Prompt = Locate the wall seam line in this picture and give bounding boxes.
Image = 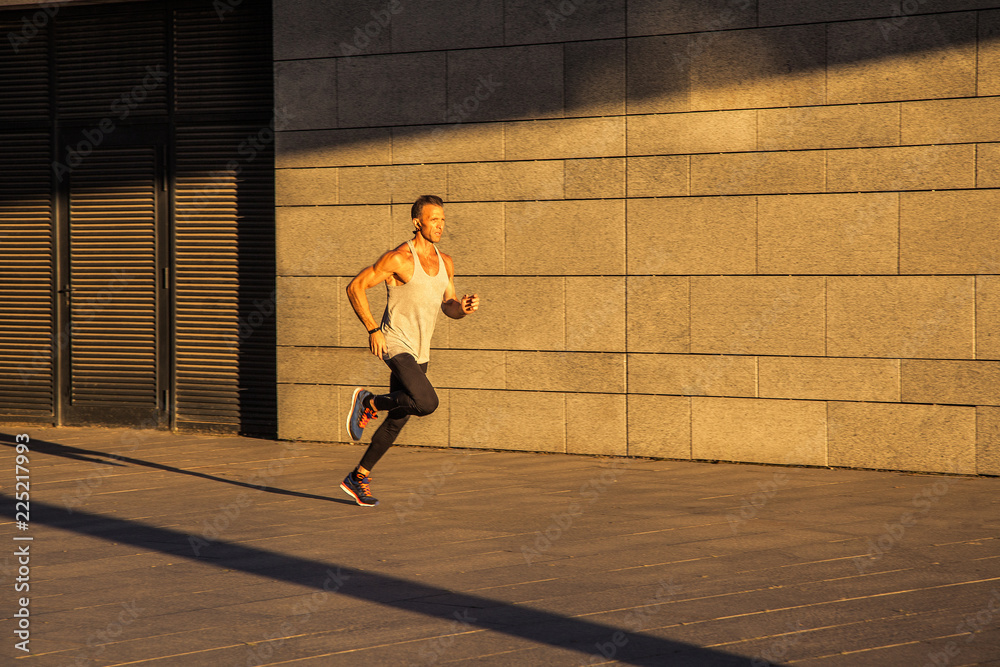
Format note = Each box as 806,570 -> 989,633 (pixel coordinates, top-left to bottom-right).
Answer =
624,53 -> 630,455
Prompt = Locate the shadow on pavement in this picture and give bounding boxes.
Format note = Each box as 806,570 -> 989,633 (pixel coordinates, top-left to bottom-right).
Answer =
1,498 -> 752,665
0,433 -> 350,505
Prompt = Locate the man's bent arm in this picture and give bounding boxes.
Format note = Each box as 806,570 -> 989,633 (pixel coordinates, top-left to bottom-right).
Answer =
441,295 -> 478,319
346,267 -> 383,331
440,254 -> 479,319
347,253 -> 402,357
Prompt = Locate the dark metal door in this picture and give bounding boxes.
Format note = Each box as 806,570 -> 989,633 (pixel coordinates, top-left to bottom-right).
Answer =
1,0 -> 275,433
58,128 -> 170,427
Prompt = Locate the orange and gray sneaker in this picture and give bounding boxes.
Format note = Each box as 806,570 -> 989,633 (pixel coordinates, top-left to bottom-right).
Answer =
346,388 -> 377,441
341,469 -> 379,507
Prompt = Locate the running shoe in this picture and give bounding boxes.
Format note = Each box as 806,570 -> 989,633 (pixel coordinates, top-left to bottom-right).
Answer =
341,471 -> 379,507
346,388 -> 377,441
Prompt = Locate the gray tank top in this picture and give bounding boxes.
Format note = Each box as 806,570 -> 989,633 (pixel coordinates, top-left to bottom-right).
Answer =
380,240 -> 449,364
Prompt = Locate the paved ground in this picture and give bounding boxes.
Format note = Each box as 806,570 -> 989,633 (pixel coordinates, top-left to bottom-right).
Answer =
1,425 -> 999,666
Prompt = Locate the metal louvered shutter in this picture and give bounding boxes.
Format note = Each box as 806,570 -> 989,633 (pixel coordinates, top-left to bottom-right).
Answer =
173,126 -> 275,434
0,9 -> 54,419
57,7 -> 167,120
173,2 -> 273,116
172,1 -> 274,434
0,133 -> 55,417
0,13 -> 50,120
66,146 -> 160,413
0,0 -> 275,433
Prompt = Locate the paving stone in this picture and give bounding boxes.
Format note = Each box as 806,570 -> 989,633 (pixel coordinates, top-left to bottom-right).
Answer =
687,24 -> 825,111
391,0 -> 503,51
625,33 -> 692,115
446,44 -> 563,122
759,103 -> 899,151
826,276 -> 975,360
1,426 -> 997,666
900,189 -> 1000,275
565,157 -> 625,199
826,144 -> 976,192
981,9 -> 1000,96
628,0 -> 756,36
504,0 -> 625,45
758,192 -> 898,275
338,52 -> 447,127
277,127 -> 392,169
827,12 -> 977,104
565,39 -> 625,117
690,276 -> 826,356
627,196 -> 755,274
505,116 -> 624,161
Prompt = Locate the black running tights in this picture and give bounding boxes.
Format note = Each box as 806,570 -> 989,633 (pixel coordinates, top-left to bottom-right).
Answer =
358,353 -> 438,471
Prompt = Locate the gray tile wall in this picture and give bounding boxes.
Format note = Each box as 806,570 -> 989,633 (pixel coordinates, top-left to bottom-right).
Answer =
274,0 -> 1000,474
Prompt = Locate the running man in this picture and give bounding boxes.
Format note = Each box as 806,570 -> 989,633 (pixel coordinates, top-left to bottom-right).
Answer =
341,195 -> 479,507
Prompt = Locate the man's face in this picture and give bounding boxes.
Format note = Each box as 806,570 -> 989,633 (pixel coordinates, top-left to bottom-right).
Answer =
416,204 -> 445,243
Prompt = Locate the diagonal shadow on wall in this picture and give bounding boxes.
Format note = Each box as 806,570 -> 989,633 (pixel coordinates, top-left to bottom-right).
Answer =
274,1 -> 992,161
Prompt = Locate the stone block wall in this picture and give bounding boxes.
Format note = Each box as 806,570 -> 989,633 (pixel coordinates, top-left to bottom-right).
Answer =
274,0 -> 1000,475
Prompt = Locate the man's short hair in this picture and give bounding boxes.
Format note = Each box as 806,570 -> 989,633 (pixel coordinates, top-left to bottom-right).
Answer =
411,195 -> 443,221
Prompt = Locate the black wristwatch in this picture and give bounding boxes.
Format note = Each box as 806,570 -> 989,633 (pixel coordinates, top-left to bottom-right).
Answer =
368,328 -> 380,335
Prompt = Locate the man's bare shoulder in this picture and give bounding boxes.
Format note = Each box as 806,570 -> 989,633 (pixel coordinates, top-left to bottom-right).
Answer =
439,250 -> 455,275
374,244 -> 411,270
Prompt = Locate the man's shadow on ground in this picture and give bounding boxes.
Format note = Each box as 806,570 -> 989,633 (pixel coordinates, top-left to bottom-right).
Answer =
0,431 -> 355,505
